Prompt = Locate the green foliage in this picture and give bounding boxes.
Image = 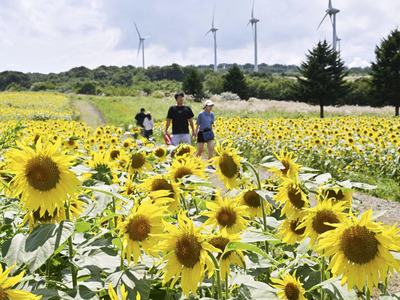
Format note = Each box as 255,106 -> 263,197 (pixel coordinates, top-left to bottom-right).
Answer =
30,81 -> 56,91
370,28 -> 400,116
293,40 -> 349,117
182,68 -> 203,101
5,82 -> 27,91
223,65 -> 249,100
76,82 -> 97,95
203,72 -> 224,95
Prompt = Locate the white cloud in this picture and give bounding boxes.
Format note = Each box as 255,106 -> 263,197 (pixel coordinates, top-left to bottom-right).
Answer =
0,0 -> 399,73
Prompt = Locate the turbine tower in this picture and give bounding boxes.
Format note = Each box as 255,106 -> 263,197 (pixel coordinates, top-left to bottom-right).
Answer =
134,22 -> 148,68
248,0 -> 259,72
206,8 -> 218,72
318,0 -> 340,51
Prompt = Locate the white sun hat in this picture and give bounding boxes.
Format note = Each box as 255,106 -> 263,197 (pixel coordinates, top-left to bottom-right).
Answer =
204,100 -> 214,106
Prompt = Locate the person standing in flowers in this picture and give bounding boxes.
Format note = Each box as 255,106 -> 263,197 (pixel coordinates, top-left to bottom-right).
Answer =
195,100 -> 215,165
164,92 -> 195,146
135,107 -> 146,136
142,111 -> 154,139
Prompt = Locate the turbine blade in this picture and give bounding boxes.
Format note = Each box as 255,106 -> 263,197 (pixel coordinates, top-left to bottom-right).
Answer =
205,29 -> 211,36
329,14 -> 333,27
251,0 -> 255,18
317,13 -> 328,29
328,0 -> 333,9
134,22 -> 141,38
212,6 -> 215,28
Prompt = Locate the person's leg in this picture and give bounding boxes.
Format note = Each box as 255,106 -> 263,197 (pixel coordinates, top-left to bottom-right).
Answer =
197,142 -> 205,157
207,140 -> 214,159
171,134 -> 180,146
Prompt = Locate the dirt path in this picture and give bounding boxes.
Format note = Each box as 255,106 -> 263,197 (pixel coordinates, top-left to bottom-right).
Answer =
71,100 -> 106,128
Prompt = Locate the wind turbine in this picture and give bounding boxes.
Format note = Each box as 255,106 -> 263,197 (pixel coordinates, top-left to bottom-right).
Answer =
248,0 -> 259,72
205,8 -> 218,72
134,22 -> 149,68
317,0 -> 340,51
336,36 -> 341,52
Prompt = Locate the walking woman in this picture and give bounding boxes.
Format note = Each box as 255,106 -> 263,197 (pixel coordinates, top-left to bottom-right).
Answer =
195,100 -> 215,164
143,111 -> 154,139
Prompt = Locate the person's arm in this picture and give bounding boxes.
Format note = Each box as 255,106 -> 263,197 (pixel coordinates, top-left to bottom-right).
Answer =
165,118 -> 171,135
194,123 -> 199,138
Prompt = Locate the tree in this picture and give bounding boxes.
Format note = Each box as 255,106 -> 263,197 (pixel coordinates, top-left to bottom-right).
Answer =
293,40 -> 349,118
223,65 -> 249,100
182,69 -> 203,101
370,29 -> 400,116
76,82 -> 96,95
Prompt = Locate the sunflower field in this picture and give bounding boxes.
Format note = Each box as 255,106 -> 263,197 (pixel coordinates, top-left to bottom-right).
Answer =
1,92 -> 400,300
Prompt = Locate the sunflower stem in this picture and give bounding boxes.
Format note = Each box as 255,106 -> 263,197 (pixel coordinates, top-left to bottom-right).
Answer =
243,161 -> 269,250
366,286 -> 371,300
208,251 -> 223,300
65,201 -> 78,288
225,272 -> 229,299
320,255 -> 326,300
180,193 -> 188,212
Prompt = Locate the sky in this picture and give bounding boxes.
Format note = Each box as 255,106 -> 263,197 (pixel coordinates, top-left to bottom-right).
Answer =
1,0 -> 399,74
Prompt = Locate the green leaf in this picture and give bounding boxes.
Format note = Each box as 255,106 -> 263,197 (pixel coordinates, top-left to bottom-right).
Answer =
24,220 -> 75,272
225,242 -> 278,265
74,222 -> 92,233
3,233 -> 27,268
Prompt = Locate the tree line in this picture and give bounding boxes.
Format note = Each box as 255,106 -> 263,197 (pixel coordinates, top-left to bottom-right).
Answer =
0,29 -> 399,117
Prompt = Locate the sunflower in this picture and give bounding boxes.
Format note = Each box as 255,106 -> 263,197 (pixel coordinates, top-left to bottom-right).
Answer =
210,140 -> 242,190
270,269 -> 306,300
137,174 -> 182,214
167,154 -> 207,183
317,186 -> 353,207
273,177 -> 309,218
157,212 -> 220,297
152,146 -> 168,162
173,144 -> 196,158
127,151 -> 152,175
120,175 -> 137,200
208,228 -> 245,280
22,195 -> 85,231
317,208 -> 400,293
237,183 -> 272,219
83,151 -> 119,185
0,262 -> 42,299
117,199 -> 167,265
107,282 -> 128,300
268,149 -> 301,180
5,139 -> 80,217
276,216 -> 306,246
297,198 -> 348,247
202,192 -> 249,234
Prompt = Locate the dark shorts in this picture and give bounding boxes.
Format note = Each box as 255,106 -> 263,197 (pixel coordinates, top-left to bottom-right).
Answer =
197,131 -> 213,143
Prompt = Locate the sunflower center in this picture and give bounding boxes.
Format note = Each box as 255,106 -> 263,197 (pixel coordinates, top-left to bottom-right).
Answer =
126,215 -> 151,241
154,148 -> 166,158
209,236 -> 230,260
152,178 -> 173,192
287,186 -> 305,209
326,189 -> 344,201
130,153 -> 145,169
281,160 -> 289,176
340,225 -> 379,265
216,207 -> 237,228
290,219 -> 305,235
284,282 -> 300,300
219,153 -> 239,179
173,167 -> 193,181
243,190 -> 260,208
25,155 -> 60,191
175,233 -> 202,268
312,210 -> 339,234
110,150 -> 120,160
0,286 -> 8,300
176,147 -> 191,157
